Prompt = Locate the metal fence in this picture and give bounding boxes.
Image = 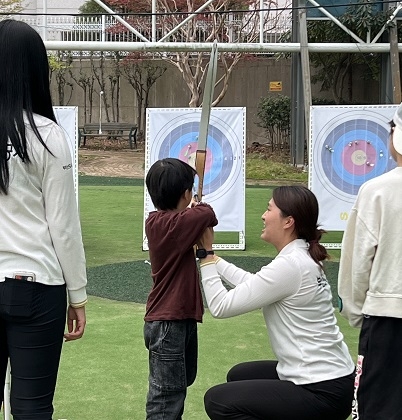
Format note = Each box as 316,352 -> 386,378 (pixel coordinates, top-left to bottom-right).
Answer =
19,13 -> 291,45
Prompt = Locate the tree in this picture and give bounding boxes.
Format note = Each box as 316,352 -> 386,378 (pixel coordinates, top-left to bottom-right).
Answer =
68,52 -> 96,123
0,0 -> 23,19
103,0 -> 291,107
90,52 -> 112,122
79,0 -> 107,14
121,53 -> 167,137
48,52 -> 74,106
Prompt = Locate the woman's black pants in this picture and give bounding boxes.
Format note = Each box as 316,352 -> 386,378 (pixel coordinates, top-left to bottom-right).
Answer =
0,278 -> 66,420
204,360 -> 354,420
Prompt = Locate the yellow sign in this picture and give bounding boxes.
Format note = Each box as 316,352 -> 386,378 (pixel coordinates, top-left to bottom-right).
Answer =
269,81 -> 282,92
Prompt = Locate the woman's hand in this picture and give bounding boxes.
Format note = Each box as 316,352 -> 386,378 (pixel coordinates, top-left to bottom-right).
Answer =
64,305 -> 86,341
197,226 -> 214,250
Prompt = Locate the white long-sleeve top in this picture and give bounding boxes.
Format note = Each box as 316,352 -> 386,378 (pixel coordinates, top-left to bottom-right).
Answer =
0,113 -> 87,306
200,239 -> 354,385
338,166 -> 402,328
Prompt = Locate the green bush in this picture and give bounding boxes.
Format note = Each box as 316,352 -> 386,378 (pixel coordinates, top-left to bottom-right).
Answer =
256,95 -> 291,147
257,95 -> 338,145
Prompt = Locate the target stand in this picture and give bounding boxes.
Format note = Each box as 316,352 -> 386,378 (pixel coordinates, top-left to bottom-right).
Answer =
309,105 -> 397,246
143,107 -> 246,251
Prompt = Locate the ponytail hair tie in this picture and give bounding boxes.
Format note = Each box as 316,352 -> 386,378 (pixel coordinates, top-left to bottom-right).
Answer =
309,239 -> 318,245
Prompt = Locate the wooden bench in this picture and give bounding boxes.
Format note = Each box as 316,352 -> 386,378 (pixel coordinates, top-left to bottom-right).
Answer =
78,123 -> 138,149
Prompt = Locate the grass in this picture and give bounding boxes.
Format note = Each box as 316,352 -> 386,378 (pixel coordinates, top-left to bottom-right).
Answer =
78,176 -> 343,265
246,152 -> 308,183
53,297 -> 358,420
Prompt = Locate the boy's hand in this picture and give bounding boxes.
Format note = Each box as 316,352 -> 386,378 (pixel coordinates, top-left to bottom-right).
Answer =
191,194 -> 200,207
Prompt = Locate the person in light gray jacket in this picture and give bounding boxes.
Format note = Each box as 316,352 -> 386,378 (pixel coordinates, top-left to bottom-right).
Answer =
338,104 -> 402,420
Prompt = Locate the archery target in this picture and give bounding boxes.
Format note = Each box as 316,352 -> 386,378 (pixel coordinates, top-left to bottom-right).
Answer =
148,111 -> 243,202
310,105 -> 397,231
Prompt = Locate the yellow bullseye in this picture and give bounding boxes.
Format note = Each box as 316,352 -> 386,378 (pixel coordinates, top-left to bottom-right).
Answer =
351,150 -> 367,166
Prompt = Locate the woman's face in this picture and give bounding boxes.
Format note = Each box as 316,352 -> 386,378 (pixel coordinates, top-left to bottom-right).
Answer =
261,198 -> 288,246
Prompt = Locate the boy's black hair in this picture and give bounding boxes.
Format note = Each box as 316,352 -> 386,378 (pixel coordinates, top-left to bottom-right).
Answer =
146,158 -> 197,210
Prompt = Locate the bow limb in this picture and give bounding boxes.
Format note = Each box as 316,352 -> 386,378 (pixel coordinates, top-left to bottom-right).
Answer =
195,41 -> 218,202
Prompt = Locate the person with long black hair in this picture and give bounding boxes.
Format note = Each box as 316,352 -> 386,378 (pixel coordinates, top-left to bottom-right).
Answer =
197,186 -> 355,420
0,19 -> 87,419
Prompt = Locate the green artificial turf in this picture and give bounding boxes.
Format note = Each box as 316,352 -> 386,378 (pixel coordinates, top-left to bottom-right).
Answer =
53,296 -> 358,420
49,176 -> 357,420
86,258 -> 342,308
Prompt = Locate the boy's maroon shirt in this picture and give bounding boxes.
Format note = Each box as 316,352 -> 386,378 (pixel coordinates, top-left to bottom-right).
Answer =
144,203 -> 218,322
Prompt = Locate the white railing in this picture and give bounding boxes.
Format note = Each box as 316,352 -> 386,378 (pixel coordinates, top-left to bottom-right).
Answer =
19,13 -> 291,45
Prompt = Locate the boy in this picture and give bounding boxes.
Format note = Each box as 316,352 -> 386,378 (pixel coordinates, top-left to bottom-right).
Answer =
144,158 -> 218,419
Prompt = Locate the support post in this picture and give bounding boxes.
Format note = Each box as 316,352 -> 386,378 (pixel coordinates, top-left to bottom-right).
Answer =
299,3 -> 312,156
390,23 -> 401,103
290,0 -> 306,167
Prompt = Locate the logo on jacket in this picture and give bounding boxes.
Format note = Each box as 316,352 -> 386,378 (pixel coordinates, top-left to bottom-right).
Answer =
316,275 -> 328,288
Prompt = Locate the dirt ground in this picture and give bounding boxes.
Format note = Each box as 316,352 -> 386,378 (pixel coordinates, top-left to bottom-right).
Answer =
77,139 -> 288,184
78,144 -> 145,178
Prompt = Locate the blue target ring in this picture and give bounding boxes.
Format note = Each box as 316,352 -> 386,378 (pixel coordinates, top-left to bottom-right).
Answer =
158,121 -> 234,195
319,119 -> 395,197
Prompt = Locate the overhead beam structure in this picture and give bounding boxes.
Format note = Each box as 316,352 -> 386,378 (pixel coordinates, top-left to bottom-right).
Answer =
44,41 -> 402,53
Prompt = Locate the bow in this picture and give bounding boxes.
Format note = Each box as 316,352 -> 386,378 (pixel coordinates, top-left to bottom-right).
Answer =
194,41 -> 218,202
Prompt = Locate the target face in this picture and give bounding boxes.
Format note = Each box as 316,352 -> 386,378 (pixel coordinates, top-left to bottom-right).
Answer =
310,106 -> 397,231
148,109 -> 244,203
313,110 -> 396,202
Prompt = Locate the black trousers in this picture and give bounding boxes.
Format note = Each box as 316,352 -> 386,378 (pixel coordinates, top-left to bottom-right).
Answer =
204,360 -> 354,420
352,315 -> 402,420
0,278 -> 66,420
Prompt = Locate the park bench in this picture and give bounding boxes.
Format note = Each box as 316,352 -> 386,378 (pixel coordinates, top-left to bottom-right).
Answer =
78,122 -> 138,149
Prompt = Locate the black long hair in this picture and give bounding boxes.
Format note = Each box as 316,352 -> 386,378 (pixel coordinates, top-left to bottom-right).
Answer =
272,186 -> 330,265
0,19 -> 56,194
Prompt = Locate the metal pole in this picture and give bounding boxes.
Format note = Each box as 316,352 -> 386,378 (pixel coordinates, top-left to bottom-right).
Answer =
390,18 -> 402,103
42,0 -> 47,41
101,14 -> 106,43
152,0 -> 157,42
259,0 -> 264,44
299,3 -> 312,156
43,40 -> 400,53
99,91 -> 103,134
290,0 -> 305,167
